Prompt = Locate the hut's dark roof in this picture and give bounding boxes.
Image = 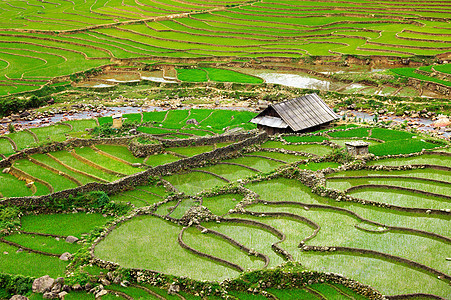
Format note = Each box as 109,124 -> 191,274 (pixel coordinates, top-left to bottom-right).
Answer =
251,93 -> 339,132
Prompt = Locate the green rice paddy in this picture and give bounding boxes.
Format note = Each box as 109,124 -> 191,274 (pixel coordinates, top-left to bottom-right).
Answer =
261,141 -> 333,156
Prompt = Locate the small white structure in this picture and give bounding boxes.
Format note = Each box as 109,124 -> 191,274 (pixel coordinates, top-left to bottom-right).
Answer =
112,114 -> 123,129
345,140 -> 369,156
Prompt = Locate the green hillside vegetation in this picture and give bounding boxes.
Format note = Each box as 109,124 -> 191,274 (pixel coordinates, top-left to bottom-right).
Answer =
0,0 -> 449,95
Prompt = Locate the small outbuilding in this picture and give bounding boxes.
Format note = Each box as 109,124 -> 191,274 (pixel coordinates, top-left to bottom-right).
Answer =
345,140 -> 369,156
112,113 -> 123,129
250,93 -> 339,135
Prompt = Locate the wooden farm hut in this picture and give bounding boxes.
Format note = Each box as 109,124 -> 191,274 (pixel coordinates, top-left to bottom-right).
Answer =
250,93 -> 339,135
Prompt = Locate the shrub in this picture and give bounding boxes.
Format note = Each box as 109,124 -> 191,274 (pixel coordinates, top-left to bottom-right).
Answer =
7,123 -> 15,133
0,206 -> 21,236
324,148 -> 353,163
0,274 -> 34,298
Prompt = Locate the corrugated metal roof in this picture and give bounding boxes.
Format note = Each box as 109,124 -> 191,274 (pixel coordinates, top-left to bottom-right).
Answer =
250,115 -> 289,128
269,93 -> 339,132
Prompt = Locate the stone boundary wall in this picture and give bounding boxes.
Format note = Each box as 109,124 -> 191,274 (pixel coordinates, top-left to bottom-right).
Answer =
0,132 -> 268,209
328,175 -> 450,186
386,293 -> 445,300
346,184 -> 451,200
156,131 -> 258,148
431,66 -> 451,81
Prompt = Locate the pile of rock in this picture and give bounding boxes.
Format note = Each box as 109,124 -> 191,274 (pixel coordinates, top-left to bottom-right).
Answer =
30,275 -> 69,299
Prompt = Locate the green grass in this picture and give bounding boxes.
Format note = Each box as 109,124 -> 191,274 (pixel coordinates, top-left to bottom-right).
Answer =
0,138 -> 14,156
145,153 -> 181,166
176,68 -> 208,82
261,141 -> 333,156
164,171 -> 227,195
202,194 -> 244,216
267,288 -> 321,299
95,144 -> 144,164
30,124 -> 71,143
162,110 -> 191,129
21,213 -> 110,238
326,168 -> 451,183
74,147 -> 140,175
347,187 -> 450,209
142,111 -> 168,123
203,221 -> 285,269
369,139 -> 439,156
327,176 -> 451,196
0,242 -> 68,278
7,131 -> 37,150
168,198 -> 199,219
202,67 -> 263,84
368,154 -> 451,168
434,63 -> 451,74
166,145 -> 214,157
391,67 -> 451,87
4,234 -> 81,255
223,156 -> 284,173
50,150 -> 122,182
137,126 -> 175,135
98,116 -> 113,125
123,113 -> 142,124
13,159 -> 78,192
299,162 -> 341,171
248,151 -> 308,163
246,177 -> 328,205
328,128 -> 371,138
282,135 -> 329,143
245,203 -> 449,297
182,226 -> 265,271
106,284 -> 152,300
196,163 -> 257,182
31,153 -> 97,185
370,128 -> 415,141
63,119 -> 97,132
0,172 -> 32,198
94,215 -> 240,281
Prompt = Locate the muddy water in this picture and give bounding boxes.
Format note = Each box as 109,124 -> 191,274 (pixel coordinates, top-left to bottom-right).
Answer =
97,72 -> 141,83
250,71 -> 345,91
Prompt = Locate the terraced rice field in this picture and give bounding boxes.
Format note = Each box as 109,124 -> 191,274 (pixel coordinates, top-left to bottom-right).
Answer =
96,152 -> 451,298
0,0 -> 450,95
1,109 -> 450,299
0,213 -> 110,278
1,142 -> 185,197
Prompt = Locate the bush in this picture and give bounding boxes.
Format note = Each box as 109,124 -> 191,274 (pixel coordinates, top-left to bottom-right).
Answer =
0,206 -> 21,236
0,95 -> 47,117
0,274 -> 34,298
324,148 -> 353,163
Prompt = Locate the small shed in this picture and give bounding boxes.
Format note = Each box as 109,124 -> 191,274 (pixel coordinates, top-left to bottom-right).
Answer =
345,140 -> 369,156
250,93 -> 339,135
112,113 -> 123,129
